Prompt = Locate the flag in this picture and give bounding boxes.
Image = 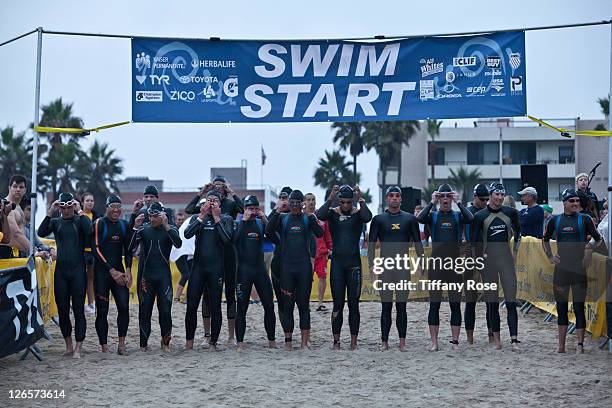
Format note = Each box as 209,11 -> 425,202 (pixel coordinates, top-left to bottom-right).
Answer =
0,258 -> 44,358
261,145 -> 267,166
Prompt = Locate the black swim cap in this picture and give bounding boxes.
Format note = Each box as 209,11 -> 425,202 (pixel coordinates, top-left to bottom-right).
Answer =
289,190 -> 304,201
212,175 -> 226,183
562,189 -> 579,202
144,185 -> 159,197
106,195 -> 122,207
473,183 -> 489,197
243,195 -> 259,207
147,202 -> 164,215
437,184 -> 452,193
488,182 -> 505,194
206,190 -> 222,200
385,186 -> 402,196
338,185 -> 354,199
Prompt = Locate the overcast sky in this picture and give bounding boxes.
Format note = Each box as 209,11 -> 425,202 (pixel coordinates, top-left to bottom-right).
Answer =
1,0 -> 611,221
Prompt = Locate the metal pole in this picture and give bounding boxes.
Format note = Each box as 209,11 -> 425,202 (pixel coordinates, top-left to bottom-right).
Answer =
608,19 -> 612,260
29,27 -> 42,256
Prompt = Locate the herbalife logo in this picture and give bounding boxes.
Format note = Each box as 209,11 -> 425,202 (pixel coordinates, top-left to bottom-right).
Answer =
135,52 -> 151,70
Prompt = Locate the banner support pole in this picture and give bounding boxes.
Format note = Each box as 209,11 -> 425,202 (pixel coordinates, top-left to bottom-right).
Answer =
29,27 -> 43,256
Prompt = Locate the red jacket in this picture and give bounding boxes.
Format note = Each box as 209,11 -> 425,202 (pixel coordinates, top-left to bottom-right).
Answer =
315,220 -> 332,258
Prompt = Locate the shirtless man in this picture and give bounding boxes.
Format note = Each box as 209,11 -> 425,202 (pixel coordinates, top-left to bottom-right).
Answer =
2,175 -> 29,254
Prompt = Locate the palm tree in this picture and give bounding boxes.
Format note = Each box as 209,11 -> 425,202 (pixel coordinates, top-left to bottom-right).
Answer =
313,149 -> 372,201
331,122 -> 364,179
597,96 -> 609,117
447,166 -> 482,203
47,143 -> 80,196
421,183 -> 439,204
75,141 -> 124,214
426,119 -> 442,183
34,98 -> 85,199
363,120 -> 421,188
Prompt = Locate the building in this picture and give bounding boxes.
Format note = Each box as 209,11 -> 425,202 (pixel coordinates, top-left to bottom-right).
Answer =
380,118 -> 608,214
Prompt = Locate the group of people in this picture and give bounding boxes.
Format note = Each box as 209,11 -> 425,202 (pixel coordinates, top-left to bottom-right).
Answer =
0,172 -> 607,358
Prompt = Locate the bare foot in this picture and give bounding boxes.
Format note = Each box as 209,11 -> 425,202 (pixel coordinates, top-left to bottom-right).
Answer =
63,349 -> 73,357
429,343 -> 439,352
117,347 -> 128,356
494,343 -> 502,350
380,342 -> 389,351
300,342 -> 311,351
284,341 -> 292,351
236,342 -> 246,351
227,337 -> 236,346
267,341 -> 277,349
72,350 -> 82,359
399,339 -> 407,352
349,342 -> 358,351
451,341 -> 459,351
140,346 -> 151,352
466,333 -> 474,345
101,345 -> 109,353
488,333 -> 494,344
162,344 -> 170,353
557,347 -> 566,353
185,340 -> 194,350
576,344 -> 584,354
333,342 -> 341,350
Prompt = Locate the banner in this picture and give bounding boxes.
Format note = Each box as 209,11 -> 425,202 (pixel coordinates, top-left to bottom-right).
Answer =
0,258 -> 44,358
132,32 -> 526,123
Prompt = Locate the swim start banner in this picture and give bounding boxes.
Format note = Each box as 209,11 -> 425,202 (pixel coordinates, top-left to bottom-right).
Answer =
1,237 -> 608,338
131,32 -> 526,123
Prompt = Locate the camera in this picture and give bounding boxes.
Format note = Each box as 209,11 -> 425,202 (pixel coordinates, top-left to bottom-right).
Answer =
1,198 -> 16,210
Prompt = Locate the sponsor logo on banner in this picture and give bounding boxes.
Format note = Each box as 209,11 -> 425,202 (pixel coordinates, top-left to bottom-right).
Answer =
170,90 -> 196,101
150,74 -> 170,85
485,69 -> 502,77
466,85 -> 487,96
511,76 -> 523,94
191,58 -> 237,69
179,76 -> 219,84
509,52 -> 521,70
445,71 -> 456,83
203,85 -> 216,99
223,77 -> 239,98
453,57 -> 477,67
419,80 -> 434,100
420,58 -> 444,77
486,56 -> 501,68
135,53 -> 150,70
153,56 -> 185,69
135,91 -> 163,102
491,78 -> 504,92
136,75 -> 147,85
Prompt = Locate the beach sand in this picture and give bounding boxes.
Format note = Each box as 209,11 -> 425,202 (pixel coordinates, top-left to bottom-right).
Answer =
1,301 -> 610,407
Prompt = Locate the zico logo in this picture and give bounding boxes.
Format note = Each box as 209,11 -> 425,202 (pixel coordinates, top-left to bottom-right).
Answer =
170,91 -> 196,101
485,56 -> 501,68
391,223 -> 400,230
453,57 -> 477,67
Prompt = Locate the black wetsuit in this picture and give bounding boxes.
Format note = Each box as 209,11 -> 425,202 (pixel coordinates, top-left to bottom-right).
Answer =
417,202 -> 472,327
267,209 -> 287,324
92,217 -> 133,345
265,211 -> 323,337
128,224 -> 182,348
543,212 -> 600,329
233,218 -> 275,342
472,205 -> 521,337
184,214 -> 233,345
317,202 -> 372,337
368,209 -> 424,342
464,204 -> 490,333
38,214 -> 92,342
186,193 -> 243,323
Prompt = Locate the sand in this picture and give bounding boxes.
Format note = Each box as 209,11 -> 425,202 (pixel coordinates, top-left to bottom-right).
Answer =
1,301 -> 610,407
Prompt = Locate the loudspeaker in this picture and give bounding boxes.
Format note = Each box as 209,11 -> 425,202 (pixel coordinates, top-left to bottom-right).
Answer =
400,187 -> 422,213
520,164 -> 548,204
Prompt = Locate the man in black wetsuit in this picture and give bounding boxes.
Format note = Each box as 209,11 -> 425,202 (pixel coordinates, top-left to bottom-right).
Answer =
543,189 -> 602,353
186,175 -> 243,344
267,186 -> 292,325
92,195 -> 133,355
129,202 -> 182,352
463,183 -> 492,344
184,190 -> 234,350
130,185 -> 175,226
471,182 -> 521,350
368,186 -> 424,351
234,195 -> 276,350
38,192 -> 93,358
317,185 -> 372,350
417,184 -> 473,351
266,189 -> 323,351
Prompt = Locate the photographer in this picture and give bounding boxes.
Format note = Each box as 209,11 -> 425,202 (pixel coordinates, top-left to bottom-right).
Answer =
0,198 -> 13,258
575,173 -> 600,221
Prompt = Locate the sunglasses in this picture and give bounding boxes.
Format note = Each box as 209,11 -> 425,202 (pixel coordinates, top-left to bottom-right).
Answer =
279,193 -> 289,199
147,209 -> 162,216
107,203 -> 122,209
491,190 -> 506,195
58,200 -> 74,208
567,198 -> 580,203
438,193 -> 453,198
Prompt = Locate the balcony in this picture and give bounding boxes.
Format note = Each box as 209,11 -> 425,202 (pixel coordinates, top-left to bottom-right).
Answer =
428,161 -> 576,180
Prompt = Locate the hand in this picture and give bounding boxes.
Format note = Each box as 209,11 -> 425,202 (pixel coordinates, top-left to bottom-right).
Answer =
354,185 -> 362,201
211,202 -> 221,220
133,199 -> 144,213
551,255 -> 561,265
254,208 -> 262,218
243,208 -> 253,221
134,213 -> 145,229
329,185 -> 339,201
431,192 -> 439,203
224,182 -> 234,195
110,268 -> 126,286
0,201 -> 9,217
199,183 -> 213,197
125,268 -> 133,288
199,201 -> 209,219
73,200 -> 82,213
160,212 -> 169,228
50,248 -> 57,261
48,200 -> 60,216
451,192 -> 460,203
582,249 -> 593,269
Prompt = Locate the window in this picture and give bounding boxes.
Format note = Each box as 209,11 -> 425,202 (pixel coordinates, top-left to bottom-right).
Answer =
467,143 -> 499,165
559,146 -> 574,164
435,147 -> 445,165
503,142 -> 536,165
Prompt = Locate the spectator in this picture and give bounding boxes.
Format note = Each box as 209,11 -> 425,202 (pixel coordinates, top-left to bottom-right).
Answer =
541,204 -> 555,239
19,198 -> 52,258
502,195 -> 516,209
575,172 -> 600,221
518,187 -> 544,238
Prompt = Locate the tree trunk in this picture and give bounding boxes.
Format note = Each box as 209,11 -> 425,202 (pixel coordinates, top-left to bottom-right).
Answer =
397,148 -> 402,187
430,141 -> 436,182
353,154 -> 357,181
